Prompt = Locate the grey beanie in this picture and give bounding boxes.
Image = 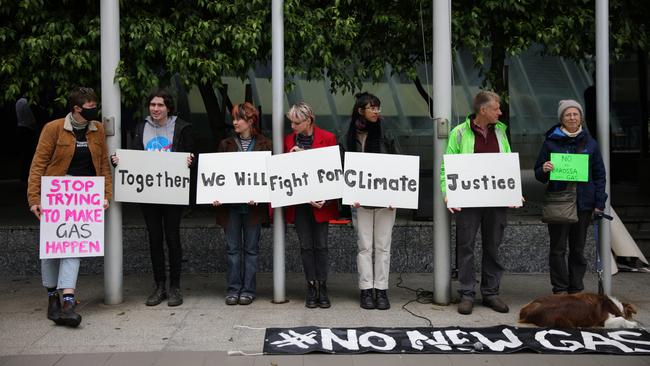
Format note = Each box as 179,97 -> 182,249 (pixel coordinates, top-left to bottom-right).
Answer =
557,99 -> 584,120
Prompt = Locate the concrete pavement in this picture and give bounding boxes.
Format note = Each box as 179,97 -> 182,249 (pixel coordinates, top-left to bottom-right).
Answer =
1,272 -> 650,364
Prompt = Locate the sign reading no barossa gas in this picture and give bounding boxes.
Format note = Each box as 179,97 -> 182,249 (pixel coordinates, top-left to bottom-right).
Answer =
40,177 -> 105,259
443,153 -> 523,208
550,153 -> 589,182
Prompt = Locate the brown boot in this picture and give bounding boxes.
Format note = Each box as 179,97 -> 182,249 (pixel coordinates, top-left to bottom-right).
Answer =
47,293 -> 64,325
60,300 -> 82,327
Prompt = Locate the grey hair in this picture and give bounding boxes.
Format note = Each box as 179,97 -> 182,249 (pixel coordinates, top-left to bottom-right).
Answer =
472,91 -> 500,114
286,101 -> 314,124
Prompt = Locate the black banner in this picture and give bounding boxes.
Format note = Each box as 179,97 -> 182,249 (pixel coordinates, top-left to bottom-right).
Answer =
263,325 -> 650,355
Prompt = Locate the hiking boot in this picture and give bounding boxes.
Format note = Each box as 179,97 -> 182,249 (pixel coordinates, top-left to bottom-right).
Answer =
145,282 -> 167,306
305,281 -> 318,308
225,295 -> 239,305
458,297 -> 474,315
167,287 -> 183,307
60,300 -> 82,327
47,293 -> 64,325
375,289 -> 390,310
317,281 -> 331,308
238,295 -> 253,305
482,296 -> 509,313
360,289 -> 375,310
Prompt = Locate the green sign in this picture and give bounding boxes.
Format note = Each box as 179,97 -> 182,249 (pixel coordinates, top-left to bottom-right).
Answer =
550,153 -> 589,182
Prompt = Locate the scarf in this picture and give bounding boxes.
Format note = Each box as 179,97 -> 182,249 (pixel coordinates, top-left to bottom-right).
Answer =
560,125 -> 583,138
70,113 -> 89,130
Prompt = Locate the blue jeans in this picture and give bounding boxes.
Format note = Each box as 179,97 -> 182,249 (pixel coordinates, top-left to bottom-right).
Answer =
225,209 -> 261,298
41,258 -> 80,289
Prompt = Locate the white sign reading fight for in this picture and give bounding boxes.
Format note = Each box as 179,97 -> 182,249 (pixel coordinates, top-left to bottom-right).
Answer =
114,149 -> 191,205
443,153 -> 523,208
342,152 -> 420,209
267,145 -> 343,207
40,177 -> 104,259
196,151 -> 271,204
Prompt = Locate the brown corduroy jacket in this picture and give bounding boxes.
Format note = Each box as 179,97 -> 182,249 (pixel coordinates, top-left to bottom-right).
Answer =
27,114 -> 113,207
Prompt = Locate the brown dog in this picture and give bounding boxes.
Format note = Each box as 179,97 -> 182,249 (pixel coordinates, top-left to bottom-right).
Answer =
519,292 -> 637,328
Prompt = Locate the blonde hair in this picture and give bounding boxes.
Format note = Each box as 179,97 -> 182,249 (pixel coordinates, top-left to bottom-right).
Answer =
286,102 -> 314,124
472,91 -> 500,114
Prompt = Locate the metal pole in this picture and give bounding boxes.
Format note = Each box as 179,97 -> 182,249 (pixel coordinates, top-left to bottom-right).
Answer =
272,0 -> 286,303
432,0 -> 452,304
596,0 -> 612,295
101,0 -> 123,304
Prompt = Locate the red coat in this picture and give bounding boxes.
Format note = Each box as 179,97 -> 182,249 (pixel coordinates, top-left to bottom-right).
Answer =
283,126 -> 340,223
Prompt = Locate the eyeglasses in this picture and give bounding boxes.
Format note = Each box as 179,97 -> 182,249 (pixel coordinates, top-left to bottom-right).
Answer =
364,107 -> 381,113
78,87 -> 95,95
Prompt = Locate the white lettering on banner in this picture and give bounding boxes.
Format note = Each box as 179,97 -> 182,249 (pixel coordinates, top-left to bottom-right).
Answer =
581,331 -> 635,353
320,329 -> 359,351
608,331 -> 650,352
469,329 -> 523,351
358,331 -> 396,351
270,330 -> 319,349
407,330 -> 452,351
535,330 -> 586,352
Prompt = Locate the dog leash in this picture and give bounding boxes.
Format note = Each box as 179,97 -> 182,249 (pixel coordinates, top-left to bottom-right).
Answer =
593,212 -> 613,295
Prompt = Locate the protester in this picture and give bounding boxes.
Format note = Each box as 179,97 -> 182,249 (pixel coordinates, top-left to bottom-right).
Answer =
441,90 -> 512,315
339,92 -> 400,310
27,87 -> 112,327
111,89 -> 193,307
212,102 -> 271,306
284,102 -> 338,308
534,99 -> 607,294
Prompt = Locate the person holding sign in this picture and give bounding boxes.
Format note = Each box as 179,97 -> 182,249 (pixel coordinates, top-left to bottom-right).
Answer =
111,89 -> 194,307
441,91 -> 512,315
27,87 -> 113,327
339,92 -> 401,310
534,99 -> 607,295
284,102 -> 339,309
213,102 -> 272,306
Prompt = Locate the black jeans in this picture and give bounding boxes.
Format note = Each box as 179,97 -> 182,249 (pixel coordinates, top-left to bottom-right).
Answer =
294,204 -> 329,282
456,207 -> 507,299
141,204 -> 184,288
548,210 -> 591,294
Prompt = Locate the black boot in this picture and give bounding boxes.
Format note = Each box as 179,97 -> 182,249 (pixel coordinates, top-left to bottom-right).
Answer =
317,281 -> 331,308
59,300 -> 82,327
375,289 -> 390,310
305,281 -> 318,308
47,292 -> 64,325
360,289 -> 375,309
146,282 -> 167,306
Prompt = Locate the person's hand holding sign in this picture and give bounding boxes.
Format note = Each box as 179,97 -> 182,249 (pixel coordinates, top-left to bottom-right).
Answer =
30,204 -> 41,220
290,146 -> 304,153
310,200 -> 325,209
444,196 -> 461,214
542,161 -> 554,173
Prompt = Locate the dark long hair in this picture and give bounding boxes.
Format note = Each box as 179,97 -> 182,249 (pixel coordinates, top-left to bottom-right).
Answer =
346,92 -> 382,153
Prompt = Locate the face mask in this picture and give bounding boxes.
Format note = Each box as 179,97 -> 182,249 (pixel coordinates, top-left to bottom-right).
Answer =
79,107 -> 99,121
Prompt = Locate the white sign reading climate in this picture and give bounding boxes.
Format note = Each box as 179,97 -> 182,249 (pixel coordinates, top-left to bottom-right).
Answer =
443,152 -> 522,208
342,152 -> 420,209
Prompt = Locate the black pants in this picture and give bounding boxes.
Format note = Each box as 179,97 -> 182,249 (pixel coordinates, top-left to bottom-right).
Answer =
294,204 -> 329,282
141,204 -> 184,288
456,207 -> 507,299
548,210 -> 591,294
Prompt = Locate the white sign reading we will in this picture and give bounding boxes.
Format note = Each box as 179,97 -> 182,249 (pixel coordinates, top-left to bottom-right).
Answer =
39,177 -> 105,259
196,151 -> 271,204
443,153 -> 523,208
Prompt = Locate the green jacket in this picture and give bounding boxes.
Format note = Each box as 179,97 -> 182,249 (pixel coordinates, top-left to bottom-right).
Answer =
440,115 -> 511,194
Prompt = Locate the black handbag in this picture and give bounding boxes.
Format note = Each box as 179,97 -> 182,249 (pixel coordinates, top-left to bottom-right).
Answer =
541,183 -> 578,224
